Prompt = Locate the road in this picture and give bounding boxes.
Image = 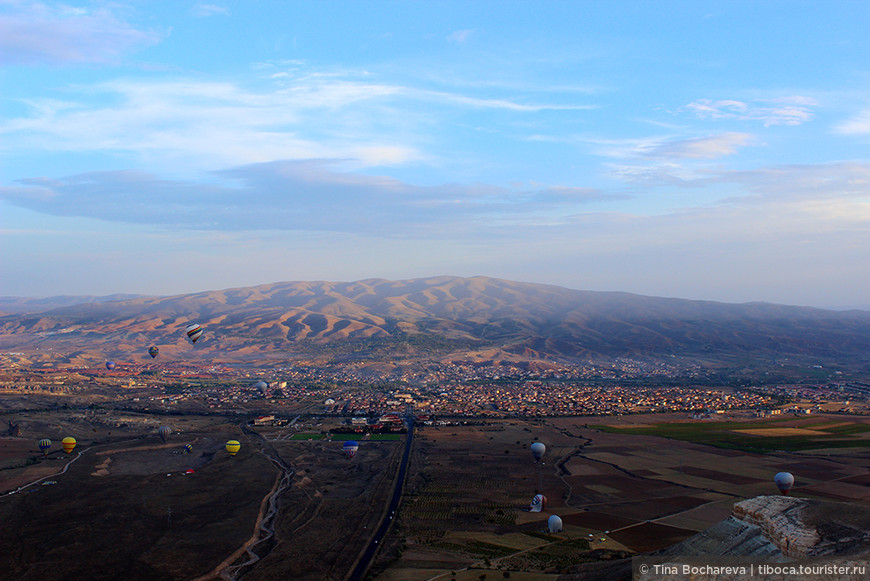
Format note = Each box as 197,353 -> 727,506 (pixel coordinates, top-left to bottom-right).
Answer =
347,414 -> 415,581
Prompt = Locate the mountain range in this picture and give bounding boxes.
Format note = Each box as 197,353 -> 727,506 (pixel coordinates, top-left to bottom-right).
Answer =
2,276 -> 870,369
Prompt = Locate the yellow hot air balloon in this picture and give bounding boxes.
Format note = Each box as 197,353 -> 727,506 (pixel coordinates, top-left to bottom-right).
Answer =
225,440 -> 241,456
62,437 -> 77,454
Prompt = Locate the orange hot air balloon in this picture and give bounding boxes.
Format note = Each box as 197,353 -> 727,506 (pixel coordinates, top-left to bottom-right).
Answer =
225,440 -> 241,456
62,437 -> 77,454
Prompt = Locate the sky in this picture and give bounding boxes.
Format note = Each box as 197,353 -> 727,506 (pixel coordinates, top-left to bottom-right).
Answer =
2,1 -> 870,308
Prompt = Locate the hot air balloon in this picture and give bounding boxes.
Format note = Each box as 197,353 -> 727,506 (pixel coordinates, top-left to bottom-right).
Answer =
531,442 -> 546,461
105,361 -> 116,370
38,438 -> 52,456
183,443 -> 193,454
226,440 -> 241,456
158,426 -> 171,442
62,437 -> 77,454
185,323 -> 203,344
547,515 -> 563,533
343,440 -> 359,458
529,493 -> 547,513
254,381 -> 268,394
774,472 -> 795,495
148,346 -> 159,359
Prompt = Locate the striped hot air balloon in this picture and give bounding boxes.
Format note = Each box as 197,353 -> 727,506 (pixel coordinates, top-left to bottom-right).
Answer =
185,323 -> 203,344
183,443 -> 193,454
148,346 -> 159,359
158,426 -> 171,442
225,440 -> 241,456
62,437 -> 77,454
529,494 -> 546,513
38,438 -> 52,456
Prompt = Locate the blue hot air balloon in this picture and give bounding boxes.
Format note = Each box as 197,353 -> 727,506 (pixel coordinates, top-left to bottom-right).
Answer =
105,361 -> 116,371
343,440 -> 359,458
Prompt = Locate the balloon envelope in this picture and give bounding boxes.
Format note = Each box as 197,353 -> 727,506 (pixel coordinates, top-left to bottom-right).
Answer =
774,472 -> 795,495
183,443 -> 193,454
148,346 -> 159,359
530,442 -> 546,461
38,438 -> 52,453
185,323 -> 203,344
62,437 -> 76,454
254,381 -> 268,393
547,515 -> 563,533
226,440 -> 241,455
343,440 -> 359,458
158,426 -> 171,442
529,494 -> 547,513
105,361 -> 115,370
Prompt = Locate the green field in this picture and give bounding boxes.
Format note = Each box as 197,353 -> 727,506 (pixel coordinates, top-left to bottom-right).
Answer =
368,434 -> 402,441
289,433 -> 326,440
594,418 -> 870,453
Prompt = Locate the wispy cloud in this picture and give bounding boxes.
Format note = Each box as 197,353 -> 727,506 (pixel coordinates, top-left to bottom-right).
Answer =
0,161 -> 613,235
682,96 -> 818,126
834,109 -> 870,135
643,132 -> 754,159
0,0 -> 163,65
1,69 -> 595,173
447,29 -> 477,44
191,3 -> 229,18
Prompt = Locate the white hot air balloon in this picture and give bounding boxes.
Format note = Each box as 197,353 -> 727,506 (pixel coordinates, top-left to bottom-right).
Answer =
530,442 -> 546,462
774,472 -> 795,495
547,514 -> 563,533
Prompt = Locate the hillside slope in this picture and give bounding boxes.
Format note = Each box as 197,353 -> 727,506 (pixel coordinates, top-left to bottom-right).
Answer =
2,276 -> 870,366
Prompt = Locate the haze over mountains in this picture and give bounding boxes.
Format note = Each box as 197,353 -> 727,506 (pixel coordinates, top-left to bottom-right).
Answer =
2,276 -> 870,367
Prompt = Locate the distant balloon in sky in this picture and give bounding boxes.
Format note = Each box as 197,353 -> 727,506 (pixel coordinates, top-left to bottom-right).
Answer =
183,443 -> 193,454
186,323 -> 203,344
225,440 -> 241,456
105,361 -> 115,370
547,514 -> 563,533
254,381 -> 268,394
774,472 -> 795,495
529,493 -> 546,513
343,440 -> 359,458
531,442 -> 546,461
62,437 -> 77,454
38,438 -> 52,456
148,346 -> 159,359
158,426 -> 171,442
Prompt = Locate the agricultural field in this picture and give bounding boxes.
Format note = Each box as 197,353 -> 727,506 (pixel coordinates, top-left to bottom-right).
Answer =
374,413 -> 870,580
593,415 -> 870,453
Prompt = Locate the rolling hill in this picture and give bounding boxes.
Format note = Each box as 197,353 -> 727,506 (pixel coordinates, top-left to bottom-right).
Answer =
2,276 -> 870,368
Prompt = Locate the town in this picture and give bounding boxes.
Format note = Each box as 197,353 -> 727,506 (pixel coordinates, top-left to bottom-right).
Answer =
3,355 -> 868,421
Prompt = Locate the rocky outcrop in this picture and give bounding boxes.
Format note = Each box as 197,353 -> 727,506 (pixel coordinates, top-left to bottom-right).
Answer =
732,496 -> 819,557
560,496 -> 870,581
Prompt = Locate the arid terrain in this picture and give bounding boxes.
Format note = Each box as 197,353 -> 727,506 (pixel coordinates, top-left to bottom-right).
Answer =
3,404 -> 870,580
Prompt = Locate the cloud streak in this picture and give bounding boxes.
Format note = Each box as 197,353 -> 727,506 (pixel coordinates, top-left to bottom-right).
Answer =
682,97 -> 818,126
0,161 -> 613,235
0,0 -> 163,65
1,70 -> 590,174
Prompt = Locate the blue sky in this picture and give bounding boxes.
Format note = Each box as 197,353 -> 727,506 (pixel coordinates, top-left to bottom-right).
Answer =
2,1 -> 870,307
